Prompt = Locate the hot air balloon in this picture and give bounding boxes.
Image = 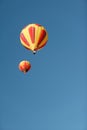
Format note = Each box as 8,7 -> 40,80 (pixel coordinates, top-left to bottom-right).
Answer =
20,23 -> 48,54
18,60 -> 31,73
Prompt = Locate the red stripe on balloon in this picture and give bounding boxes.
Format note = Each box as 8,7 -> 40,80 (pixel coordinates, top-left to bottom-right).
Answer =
29,27 -> 35,43
24,62 -> 31,72
20,33 -> 30,46
38,30 -> 46,45
35,41 -> 47,51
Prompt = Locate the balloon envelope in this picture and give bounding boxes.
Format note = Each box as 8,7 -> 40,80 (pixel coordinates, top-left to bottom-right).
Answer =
20,23 -> 48,53
18,60 -> 31,73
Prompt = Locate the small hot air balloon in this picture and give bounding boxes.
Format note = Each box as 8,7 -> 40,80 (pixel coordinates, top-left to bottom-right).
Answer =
18,60 -> 31,73
20,23 -> 48,54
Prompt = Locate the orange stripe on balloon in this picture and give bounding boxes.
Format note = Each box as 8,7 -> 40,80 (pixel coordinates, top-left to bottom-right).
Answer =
19,65 -> 24,72
38,30 -> 46,45
20,33 -> 30,46
29,26 -> 35,43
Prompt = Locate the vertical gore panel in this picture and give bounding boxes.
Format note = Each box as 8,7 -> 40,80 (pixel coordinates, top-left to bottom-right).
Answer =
20,33 -> 30,46
29,26 -> 35,43
38,30 -> 46,45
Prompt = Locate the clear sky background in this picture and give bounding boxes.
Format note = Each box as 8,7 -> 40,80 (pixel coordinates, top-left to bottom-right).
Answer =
0,0 -> 87,130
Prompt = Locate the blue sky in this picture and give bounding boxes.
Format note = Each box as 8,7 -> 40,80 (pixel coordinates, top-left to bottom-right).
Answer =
0,0 -> 87,130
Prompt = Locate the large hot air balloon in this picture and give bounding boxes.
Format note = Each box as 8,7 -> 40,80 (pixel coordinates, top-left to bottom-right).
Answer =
20,23 -> 48,54
18,60 -> 31,73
